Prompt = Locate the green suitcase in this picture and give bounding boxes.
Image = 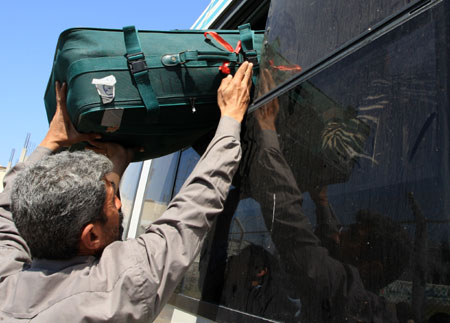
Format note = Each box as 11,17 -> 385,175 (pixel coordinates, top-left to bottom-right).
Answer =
44,24 -> 263,161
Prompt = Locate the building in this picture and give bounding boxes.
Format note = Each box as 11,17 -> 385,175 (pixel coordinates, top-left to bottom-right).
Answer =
0,137 -> 30,193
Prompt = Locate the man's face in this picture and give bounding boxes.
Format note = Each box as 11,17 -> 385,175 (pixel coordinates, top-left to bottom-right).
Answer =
101,180 -> 124,247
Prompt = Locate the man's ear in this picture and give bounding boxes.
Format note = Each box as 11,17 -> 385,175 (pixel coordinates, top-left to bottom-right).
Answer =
79,223 -> 104,256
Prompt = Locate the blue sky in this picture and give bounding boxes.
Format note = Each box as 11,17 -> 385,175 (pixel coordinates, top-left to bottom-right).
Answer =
0,0 -> 211,166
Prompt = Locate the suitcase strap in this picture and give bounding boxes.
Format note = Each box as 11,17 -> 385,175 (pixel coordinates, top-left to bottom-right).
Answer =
238,24 -> 257,64
123,26 -> 160,122
238,24 -> 259,84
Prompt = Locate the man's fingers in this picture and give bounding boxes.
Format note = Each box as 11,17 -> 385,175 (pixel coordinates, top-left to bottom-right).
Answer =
220,74 -> 233,88
55,82 -> 67,105
55,81 -> 61,100
61,82 -> 67,101
55,81 -> 70,121
264,74 -> 270,93
219,62 -> 252,90
232,61 -> 249,84
261,69 -> 276,95
264,68 -> 272,79
55,81 -> 61,111
264,69 -> 275,87
242,63 -> 253,88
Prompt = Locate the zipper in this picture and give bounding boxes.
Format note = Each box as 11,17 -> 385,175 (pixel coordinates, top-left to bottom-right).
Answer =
189,97 -> 197,113
76,96 -> 217,126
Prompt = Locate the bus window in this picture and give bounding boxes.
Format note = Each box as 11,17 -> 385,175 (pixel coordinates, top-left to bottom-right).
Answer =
257,0 -> 420,95
176,1 -> 450,322
134,152 -> 180,236
173,148 -> 201,196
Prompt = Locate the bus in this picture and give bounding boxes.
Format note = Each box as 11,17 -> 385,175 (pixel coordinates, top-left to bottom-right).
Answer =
119,0 -> 450,321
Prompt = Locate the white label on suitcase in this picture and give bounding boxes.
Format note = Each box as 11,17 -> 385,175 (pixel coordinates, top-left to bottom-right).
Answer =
92,75 -> 117,104
101,108 -> 124,132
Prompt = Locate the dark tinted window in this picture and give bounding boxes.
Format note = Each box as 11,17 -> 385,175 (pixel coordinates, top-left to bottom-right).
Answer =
177,2 -> 450,322
257,0 -> 418,94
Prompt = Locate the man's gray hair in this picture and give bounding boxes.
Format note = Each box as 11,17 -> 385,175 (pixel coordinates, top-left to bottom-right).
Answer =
11,150 -> 113,259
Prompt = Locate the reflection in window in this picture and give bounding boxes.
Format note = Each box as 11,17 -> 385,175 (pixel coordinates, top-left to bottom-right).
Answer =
177,2 -> 450,322
119,161 -> 143,238
258,0 -> 418,94
135,152 -> 180,236
228,198 -> 276,255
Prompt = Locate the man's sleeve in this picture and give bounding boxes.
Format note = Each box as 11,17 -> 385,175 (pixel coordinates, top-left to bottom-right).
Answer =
249,129 -> 321,248
0,147 -> 52,278
245,128 -> 398,322
122,116 -> 242,319
315,202 -> 341,238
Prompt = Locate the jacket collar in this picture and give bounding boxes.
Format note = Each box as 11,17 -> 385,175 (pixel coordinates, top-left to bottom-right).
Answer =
30,256 -> 96,272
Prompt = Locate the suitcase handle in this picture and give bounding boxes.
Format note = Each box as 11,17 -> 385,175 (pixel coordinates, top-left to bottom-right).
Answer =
162,50 -> 239,67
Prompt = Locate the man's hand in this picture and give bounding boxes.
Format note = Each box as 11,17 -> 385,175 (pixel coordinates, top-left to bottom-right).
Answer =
255,69 -> 279,131
86,140 -> 134,193
40,81 -> 100,151
217,61 -> 253,123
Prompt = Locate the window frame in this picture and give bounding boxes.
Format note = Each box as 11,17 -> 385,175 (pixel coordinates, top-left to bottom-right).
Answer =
250,0 -> 439,112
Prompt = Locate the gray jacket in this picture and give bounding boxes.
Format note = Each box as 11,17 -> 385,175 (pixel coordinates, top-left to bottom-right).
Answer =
244,128 -> 398,322
0,116 -> 241,322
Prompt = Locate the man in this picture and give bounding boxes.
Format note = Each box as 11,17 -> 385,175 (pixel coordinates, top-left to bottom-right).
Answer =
312,189 -> 411,294
0,62 -> 253,322
230,69 -> 406,322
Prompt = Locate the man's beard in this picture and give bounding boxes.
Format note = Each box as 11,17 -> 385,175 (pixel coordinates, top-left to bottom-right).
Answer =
95,209 -> 125,258
118,209 -> 124,241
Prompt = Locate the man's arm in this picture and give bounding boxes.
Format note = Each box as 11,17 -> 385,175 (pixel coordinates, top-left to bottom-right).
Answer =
107,62 -> 253,319
0,82 -> 98,278
250,69 -> 321,248
311,186 -> 342,251
246,87 -> 398,322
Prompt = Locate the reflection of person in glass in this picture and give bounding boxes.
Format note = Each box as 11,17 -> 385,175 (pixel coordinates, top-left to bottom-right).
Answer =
234,70 -> 411,322
311,186 -> 411,294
